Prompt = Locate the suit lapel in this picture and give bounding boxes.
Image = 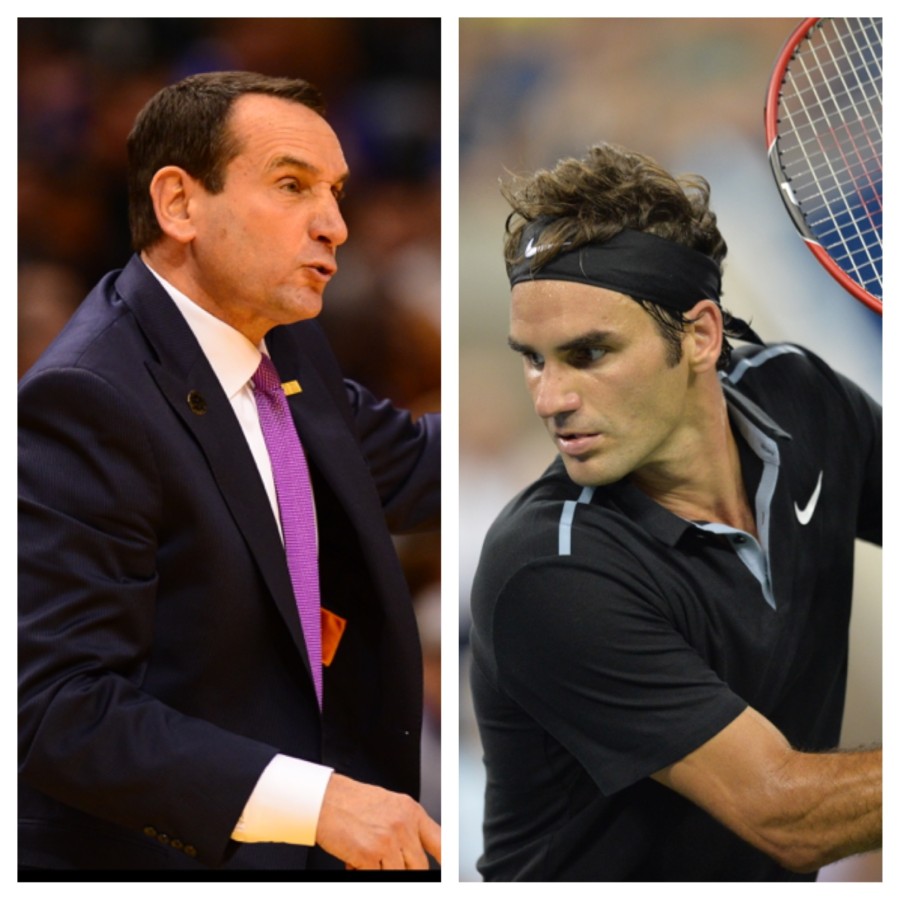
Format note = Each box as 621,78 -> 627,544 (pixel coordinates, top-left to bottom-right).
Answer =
116,258 -> 316,681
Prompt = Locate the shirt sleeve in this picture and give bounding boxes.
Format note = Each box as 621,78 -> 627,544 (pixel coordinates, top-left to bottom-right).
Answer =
231,755 -> 333,846
492,559 -> 747,797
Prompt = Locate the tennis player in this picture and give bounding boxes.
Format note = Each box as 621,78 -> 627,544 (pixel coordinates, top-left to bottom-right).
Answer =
468,143 -> 882,881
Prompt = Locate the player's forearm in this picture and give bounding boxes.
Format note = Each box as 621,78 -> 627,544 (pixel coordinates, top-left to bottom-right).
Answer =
754,746 -> 881,873
653,709 -> 882,874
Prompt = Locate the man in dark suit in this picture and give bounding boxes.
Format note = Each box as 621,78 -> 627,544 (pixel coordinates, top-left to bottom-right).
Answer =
18,71 -> 441,872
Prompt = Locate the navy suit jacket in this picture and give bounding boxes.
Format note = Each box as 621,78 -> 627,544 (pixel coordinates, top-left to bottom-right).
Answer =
18,256 -> 440,871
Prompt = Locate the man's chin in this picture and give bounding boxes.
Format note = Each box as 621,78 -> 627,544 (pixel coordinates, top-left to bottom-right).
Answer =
560,456 -> 623,489
280,289 -> 324,324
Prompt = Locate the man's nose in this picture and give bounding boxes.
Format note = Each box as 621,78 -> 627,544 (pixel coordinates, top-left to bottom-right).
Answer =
532,367 -> 580,420
312,192 -> 348,247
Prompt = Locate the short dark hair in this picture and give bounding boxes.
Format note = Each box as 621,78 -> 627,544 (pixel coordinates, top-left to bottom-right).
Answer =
127,71 -> 325,251
502,143 -> 738,369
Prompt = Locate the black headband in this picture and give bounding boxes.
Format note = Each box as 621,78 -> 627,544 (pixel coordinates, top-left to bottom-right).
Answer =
508,223 -> 722,311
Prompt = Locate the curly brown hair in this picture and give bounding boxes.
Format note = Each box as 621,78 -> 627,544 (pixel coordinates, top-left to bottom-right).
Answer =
502,143 -> 737,368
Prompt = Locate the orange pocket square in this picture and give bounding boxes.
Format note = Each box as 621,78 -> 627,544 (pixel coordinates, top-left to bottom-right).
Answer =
320,607 -> 347,666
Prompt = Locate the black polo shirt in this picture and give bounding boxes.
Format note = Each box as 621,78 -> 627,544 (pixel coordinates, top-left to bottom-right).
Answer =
469,343 -> 881,881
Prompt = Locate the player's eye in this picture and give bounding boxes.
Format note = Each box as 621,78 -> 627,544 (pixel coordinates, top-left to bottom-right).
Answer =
567,346 -> 606,368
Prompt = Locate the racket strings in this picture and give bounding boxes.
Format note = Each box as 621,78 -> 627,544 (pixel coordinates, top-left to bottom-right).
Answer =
795,19 -> 882,221
776,18 -> 882,300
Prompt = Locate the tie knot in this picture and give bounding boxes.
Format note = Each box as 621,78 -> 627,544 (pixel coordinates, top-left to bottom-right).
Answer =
253,354 -> 282,395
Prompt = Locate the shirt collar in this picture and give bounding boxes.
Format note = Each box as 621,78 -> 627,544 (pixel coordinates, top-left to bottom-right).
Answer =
721,379 -> 792,443
143,263 -> 262,399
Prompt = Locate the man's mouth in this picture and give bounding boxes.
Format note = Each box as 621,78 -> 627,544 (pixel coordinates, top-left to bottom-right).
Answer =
304,261 -> 337,281
554,430 -> 602,455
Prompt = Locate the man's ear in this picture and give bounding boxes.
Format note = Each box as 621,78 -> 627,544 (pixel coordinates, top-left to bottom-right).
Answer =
684,299 -> 724,374
148,166 -> 199,245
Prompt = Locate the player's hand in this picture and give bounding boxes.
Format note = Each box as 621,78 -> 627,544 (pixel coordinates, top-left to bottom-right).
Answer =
315,772 -> 441,870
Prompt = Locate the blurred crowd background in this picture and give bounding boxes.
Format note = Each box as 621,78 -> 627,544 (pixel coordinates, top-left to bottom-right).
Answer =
17,18 -> 441,826
459,18 -> 882,882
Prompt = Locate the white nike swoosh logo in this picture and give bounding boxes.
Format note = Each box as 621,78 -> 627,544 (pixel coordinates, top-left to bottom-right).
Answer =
794,470 -> 823,525
524,238 -> 538,258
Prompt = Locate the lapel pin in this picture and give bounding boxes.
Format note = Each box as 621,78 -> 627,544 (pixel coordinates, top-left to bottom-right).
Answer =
186,390 -> 208,415
281,380 -> 302,396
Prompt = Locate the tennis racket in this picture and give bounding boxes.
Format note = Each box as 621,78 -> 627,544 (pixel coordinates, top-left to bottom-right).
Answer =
765,17 -> 882,315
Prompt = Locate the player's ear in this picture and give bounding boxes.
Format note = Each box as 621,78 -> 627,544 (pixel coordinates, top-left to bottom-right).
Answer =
684,299 -> 723,374
148,166 -> 199,245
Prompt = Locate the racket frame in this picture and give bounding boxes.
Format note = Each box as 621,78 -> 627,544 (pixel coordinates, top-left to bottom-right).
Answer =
764,17 -> 882,315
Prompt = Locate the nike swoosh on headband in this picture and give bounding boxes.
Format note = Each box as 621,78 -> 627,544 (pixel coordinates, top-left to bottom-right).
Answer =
524,236 -> 568,259
794,470 -> 823,525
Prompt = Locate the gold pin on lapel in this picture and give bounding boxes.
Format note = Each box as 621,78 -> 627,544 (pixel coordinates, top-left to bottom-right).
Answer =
281,380 -> 302,396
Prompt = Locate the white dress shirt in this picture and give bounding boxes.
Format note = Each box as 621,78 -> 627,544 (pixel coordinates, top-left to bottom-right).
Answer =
145,263 -> 333,847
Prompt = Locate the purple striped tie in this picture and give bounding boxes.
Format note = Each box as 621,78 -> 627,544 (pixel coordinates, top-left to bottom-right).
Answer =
252,354 -> 322,708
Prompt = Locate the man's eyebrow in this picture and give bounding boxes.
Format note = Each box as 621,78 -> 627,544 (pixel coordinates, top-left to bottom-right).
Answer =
267,154 -> 350,186
508,330 -> 614,355
557,330 -> 614,352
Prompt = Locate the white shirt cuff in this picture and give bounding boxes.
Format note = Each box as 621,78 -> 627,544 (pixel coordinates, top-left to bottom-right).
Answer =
231,754 -> 333,846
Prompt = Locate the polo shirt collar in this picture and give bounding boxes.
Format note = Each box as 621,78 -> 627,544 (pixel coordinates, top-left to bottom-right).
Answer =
721,380 -> 792,443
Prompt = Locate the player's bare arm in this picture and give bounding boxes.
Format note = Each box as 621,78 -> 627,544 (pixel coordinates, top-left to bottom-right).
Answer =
652,707 -> 881,872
